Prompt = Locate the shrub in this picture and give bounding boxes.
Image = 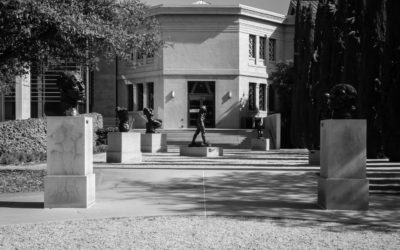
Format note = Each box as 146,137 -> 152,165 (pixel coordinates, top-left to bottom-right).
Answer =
96,127 -> 119,145
0,112 -> 104,164
0,152 -> 46,165
0,118 -> 47,156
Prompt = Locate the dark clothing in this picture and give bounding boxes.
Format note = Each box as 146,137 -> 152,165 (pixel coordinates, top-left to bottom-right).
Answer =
191,110 -> 207,145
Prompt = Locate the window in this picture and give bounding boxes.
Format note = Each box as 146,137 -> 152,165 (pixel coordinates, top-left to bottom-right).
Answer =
137,83 -> 143,111
148,82 -> 154,109
249,82 -> 256,111
249,35 -> 256,59
128,85 -> 133,111
268,85 -> 275,112
259,84 -> 266,111
269,38 -> 276,61
259,37 -> 266,60
146,51 -> 154,64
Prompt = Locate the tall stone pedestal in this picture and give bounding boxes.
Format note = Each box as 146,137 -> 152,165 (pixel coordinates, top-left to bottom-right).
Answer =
180,146 -> 223,157
251,138 -> 270,151
318,119 -> 369,210
107,132 -> 142,163
141,133 -> 167,153
45,117 -> 95,208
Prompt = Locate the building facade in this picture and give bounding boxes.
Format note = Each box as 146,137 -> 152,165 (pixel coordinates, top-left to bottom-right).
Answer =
0,2 -> 295,129
93,3 -> 295,128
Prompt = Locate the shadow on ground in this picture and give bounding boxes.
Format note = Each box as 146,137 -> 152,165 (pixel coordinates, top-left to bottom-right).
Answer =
106,170 -> 400,232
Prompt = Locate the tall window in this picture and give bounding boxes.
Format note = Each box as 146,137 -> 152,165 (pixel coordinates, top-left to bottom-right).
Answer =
249,35 -> 256,59
249,82 -> 256,111
259,84 -> 266,111
148,82 -> 154,109
259,37 -> 266,60
268,85 -> 275,112
146,51 -> 154,64
269,38 -> 276,61
137,83 -> 143,111
128,85 -> 133,111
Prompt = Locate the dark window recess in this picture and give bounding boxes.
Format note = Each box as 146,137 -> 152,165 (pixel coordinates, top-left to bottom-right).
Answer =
269,38 -> 276,61
249,35 -> 256,58
137,84 -> 143,111
259,37 -> 266,60
128,85 -> 133,111
148,82 -> 154,110
259,84 -> 266,111
4,88 -> 16,120
249,82 -> 256,111
268,85 -> 275,112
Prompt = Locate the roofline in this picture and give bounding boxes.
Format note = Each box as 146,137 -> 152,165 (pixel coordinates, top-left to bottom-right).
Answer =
148,4 -> 293,25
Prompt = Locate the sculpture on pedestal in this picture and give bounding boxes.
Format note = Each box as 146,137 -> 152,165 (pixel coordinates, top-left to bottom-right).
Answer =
57,71 -> 86,116
116,106 -> 130,132
189,105 -> 210,147
143,107 -> 162,133
327,84 -> 358,119
252,108 -> 264,138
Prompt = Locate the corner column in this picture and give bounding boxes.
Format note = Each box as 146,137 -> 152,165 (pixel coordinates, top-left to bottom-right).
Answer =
15,73 -> 31,120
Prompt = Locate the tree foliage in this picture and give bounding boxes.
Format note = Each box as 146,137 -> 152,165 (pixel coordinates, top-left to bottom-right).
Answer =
0,0 -> 163,93
292,0 -> 400,161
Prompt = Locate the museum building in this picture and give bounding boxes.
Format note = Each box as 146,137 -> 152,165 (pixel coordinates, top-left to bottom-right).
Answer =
0,1 -> 295,129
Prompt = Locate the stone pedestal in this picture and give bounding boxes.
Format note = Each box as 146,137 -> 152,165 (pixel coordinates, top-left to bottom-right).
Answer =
107,132 -> 142,163
45,116 -> 95,208
264,114 -> 281,149
180,146 -> 223,157
141,133 -> 167,153
318,119 -> 369,210
251,138 -> 270,151
309,150 -> 320,165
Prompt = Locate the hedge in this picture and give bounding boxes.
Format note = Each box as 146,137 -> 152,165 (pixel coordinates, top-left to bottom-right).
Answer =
0,113 -> 103,164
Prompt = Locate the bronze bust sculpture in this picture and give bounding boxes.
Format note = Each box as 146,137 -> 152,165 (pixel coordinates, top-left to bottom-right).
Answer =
327,83 -> 358,119
116,106 -> 130,132
143,107 -> 162,133
57,71 -> 86,116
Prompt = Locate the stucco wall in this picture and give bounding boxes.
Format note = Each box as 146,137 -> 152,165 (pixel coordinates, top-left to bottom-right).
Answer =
159,15 -> 240,74
163,78 -> 188,129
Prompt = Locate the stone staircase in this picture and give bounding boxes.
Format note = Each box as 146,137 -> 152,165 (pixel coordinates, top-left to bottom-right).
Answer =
367,162 -> 400,195
135,128 -> 258,149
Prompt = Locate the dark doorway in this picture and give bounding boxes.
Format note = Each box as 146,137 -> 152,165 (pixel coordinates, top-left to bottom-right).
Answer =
188,81 -> 215,128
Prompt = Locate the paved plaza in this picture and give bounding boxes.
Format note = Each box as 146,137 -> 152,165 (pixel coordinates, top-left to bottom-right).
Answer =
1,148 -> 399,230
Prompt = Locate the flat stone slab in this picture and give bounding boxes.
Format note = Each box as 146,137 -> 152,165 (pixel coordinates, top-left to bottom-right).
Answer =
141,133 -> 167,153
251,138 -> 270,151
180,146 -> 223,157
44,174 -> 95,208
318,176 -> 369,210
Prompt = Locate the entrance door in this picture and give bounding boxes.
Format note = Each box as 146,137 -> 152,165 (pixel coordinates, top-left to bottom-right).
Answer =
188,81 -> 215,128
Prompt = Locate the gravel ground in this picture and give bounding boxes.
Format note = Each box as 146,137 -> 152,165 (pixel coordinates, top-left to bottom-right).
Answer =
0,170 -> 45,193
0,216 -> 399,250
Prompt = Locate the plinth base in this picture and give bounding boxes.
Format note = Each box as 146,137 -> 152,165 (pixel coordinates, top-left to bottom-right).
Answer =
309,150 -> 320,165
318,177 -> 369,210
251,138 -> 270,151
106,132 -> 142,163
180,146 -> 223,157
106,152 -> 142,163
141,133 -> 167,153
44,174 -> 95,208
